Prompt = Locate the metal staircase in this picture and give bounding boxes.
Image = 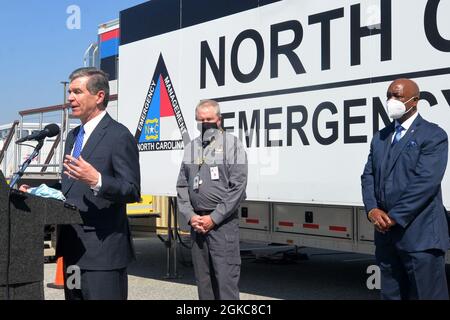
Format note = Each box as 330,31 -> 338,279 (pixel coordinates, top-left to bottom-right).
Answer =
1,103 -> 72,186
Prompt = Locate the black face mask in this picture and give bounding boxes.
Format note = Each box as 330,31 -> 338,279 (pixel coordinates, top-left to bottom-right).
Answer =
197,122 -> 218,137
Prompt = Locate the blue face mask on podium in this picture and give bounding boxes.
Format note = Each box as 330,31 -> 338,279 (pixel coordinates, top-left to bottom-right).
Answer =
27,184 -> 66,201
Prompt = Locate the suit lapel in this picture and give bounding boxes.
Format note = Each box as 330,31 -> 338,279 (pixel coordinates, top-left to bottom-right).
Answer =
62,126 -> 79,194
379,122 -> 395,186
62,113 -> 112,195
385,115 -> 421,177
80,113 -> 111,160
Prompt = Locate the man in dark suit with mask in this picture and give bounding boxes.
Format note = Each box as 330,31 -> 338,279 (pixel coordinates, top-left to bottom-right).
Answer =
361,78 -> 449,299
58,67 -> 140,300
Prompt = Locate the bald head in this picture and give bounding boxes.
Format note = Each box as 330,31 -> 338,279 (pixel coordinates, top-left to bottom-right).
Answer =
387,78 -> 420,100
386,78 -> 420,122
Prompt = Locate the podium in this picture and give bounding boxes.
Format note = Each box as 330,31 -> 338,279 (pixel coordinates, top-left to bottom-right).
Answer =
0,170 -> 82,300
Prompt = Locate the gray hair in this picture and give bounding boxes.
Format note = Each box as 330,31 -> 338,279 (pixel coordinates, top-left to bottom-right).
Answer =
69,67 -> 110,108
195,99 -> 221,118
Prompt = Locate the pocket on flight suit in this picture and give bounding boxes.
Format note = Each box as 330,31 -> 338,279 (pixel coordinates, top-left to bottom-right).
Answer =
225,233 -> 241,265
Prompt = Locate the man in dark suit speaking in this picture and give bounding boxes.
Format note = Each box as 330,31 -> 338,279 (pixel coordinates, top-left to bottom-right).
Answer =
59,67 -> 140,300
361,78 -> 449,299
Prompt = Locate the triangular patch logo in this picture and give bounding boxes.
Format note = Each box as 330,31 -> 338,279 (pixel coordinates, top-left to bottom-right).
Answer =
135,54 -> 190,152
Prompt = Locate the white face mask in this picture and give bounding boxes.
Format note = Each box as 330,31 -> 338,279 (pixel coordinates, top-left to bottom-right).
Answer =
386,97 -> 415,119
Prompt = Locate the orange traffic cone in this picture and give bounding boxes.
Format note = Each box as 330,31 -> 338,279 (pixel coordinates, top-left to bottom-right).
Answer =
46,257 -> 65,289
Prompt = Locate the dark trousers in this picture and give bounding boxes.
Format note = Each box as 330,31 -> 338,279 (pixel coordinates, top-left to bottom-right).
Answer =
63,267 -> 128,300
376,245 -> 449,300
191,220 -> 241,300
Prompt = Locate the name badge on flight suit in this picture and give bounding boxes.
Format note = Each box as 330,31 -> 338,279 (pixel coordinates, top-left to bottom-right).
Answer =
210,166 -> 219,180
193,174 -> 201,191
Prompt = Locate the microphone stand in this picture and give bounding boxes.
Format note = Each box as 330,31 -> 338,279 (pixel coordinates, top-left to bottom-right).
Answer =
9,139 -> 45,189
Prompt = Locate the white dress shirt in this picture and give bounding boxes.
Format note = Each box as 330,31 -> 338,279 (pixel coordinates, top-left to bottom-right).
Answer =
392,111 -> 419,142
71,111 -> 107,191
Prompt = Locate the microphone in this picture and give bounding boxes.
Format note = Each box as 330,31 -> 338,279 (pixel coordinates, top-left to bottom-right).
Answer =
16,123 -> 60,144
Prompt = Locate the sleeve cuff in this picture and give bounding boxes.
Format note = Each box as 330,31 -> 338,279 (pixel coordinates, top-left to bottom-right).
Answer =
388,213 -> 408,228
210,211 -> 222,226
91,172 -> 102,195
182,211 -> 196,225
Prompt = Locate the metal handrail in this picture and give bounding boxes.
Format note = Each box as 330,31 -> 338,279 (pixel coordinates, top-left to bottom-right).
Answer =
18,103 -> 68,117
18,104 -> 69,176
0,120 -> 19,164
40,105 -> 69,173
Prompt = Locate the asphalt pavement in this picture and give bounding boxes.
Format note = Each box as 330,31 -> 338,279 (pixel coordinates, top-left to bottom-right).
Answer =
43,236 -> 450,300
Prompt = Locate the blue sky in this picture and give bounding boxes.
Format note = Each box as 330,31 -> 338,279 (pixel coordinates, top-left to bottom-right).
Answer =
0,0 -> 145,124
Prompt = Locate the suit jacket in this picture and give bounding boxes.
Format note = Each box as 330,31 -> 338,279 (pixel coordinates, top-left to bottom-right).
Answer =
361,114 -> 449,252
57,113 -> 141,270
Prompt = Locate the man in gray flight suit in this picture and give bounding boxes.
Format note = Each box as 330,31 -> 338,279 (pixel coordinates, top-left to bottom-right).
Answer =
176,99 -> 248,300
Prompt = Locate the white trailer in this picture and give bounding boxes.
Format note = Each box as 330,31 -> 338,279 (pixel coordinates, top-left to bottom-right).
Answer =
112,0 -> 450,260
